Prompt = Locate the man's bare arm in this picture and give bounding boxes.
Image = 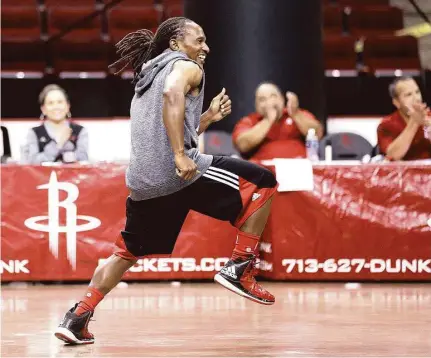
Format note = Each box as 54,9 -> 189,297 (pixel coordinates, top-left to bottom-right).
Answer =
385,103 -> 428,160
291,111 -> 323,139
385,121 -> 420,160
235,108 -> 278,153
163,60 -> 202,154
235,119 -> 275,153
163,60 -> 202,179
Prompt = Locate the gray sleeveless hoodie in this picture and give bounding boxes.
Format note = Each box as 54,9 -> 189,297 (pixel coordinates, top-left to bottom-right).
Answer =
126,49 -> 213,200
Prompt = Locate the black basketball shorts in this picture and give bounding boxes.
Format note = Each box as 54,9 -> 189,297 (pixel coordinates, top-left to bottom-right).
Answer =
114,155 -> 278,259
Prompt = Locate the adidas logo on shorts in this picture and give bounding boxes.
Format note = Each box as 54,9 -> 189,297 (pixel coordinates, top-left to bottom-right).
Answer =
252,193 -> 261,201
220,265 -> 237,279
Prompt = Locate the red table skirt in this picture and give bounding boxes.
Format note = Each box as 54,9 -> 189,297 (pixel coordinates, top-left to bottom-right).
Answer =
1,163 -> 430,281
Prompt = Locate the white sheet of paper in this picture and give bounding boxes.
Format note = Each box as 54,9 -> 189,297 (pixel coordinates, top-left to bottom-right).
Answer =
262,158 -> 314,192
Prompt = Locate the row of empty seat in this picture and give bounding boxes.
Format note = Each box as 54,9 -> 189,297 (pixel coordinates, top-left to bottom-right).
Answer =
1,0 -> 181,73
324,35 -> 420,72
323,5 -> 404,36
2,2 -> 403,36
1,0 -> 161,5
2,4 -> 404,39
1,0 -> 421,74
1,1 -> 179,38
3,34 -> 419,74
2,0 -> 388,5
322,0 -> 419,72
323,0 -> 389,5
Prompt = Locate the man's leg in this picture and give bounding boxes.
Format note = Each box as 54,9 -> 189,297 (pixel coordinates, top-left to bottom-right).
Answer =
74,254 -> 137,315
89,255 -> 136,294
189,156 -> 278,305
239,196 -> 273,235
54,252 -> 137,345
215,195 -> 277,306
55,194 -> 190,345
230,196 -> 274,262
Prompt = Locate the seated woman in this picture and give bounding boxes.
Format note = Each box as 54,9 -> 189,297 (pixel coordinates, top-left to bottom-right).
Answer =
23,84 -> 89,164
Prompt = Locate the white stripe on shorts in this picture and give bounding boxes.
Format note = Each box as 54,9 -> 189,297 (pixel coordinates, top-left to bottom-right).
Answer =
208,166 -> 239,179
203,173 -> 240,190
205,169 -> 239,186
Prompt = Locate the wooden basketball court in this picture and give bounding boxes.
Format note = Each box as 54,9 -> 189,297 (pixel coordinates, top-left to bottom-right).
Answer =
2,282 -> 430,357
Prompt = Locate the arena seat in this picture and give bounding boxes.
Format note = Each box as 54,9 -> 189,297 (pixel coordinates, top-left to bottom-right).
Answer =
203,131 -> 240,157
323,6 -> 343,35
1,5 -> 45,72
2,0 -> 40,5
363,35 -> 421,71
337,0 -> 389,6
165,5 -> 183,18
51,33 -> 110,73
47,6 -> 102,36
108,5 -> 160,68
109,27 -> 158,45
323,36 -> 357,70
1,6 -> 41,41
101,0 -> 156,6
348,6 -> 404,36
109,6 -> 160,35
43,0 -> 99,6
162,0 -> 183,18
1,126 -> 12,163
318,132 -> 373,160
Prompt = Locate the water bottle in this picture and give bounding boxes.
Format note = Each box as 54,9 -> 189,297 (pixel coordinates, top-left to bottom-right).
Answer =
306,128 -> 319,162
325,138 -> 333,162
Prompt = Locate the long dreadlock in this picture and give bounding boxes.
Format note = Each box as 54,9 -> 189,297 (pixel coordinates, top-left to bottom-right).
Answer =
109,17 -> 189,83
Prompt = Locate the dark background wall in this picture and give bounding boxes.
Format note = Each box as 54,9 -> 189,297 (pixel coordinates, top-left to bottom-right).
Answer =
184,0 -> 325,132
2,75 -> 429,121
2,0 -> 431,124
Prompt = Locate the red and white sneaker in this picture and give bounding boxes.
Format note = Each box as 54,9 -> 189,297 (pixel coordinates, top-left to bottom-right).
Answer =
54,304 -> 95,345
214,256 -> 275,305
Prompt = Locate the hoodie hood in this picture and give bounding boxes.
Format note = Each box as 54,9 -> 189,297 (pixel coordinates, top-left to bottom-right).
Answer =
135,49 -> 192,96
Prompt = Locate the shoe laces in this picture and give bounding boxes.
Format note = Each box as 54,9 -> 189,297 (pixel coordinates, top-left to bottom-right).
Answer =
251,256 -> 260,277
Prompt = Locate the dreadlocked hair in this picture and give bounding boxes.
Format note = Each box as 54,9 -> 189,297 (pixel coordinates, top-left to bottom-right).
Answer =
109,17 -> 189,83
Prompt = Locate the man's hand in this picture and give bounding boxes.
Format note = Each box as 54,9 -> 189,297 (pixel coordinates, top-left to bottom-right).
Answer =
174,152 -> 198,180
207,88 -> 232,122
263,106 -> 279,123
407,102 -> 429,126
286,91 -> 299,116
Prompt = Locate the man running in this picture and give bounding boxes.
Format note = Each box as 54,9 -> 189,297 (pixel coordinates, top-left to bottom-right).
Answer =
54,17 -> 278,345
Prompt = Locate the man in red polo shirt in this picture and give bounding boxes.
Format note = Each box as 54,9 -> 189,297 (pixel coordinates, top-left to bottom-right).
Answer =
377,77 -> 431,161
232,82 -> 323,160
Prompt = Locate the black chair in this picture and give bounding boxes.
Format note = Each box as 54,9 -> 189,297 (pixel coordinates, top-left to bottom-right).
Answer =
319,132 -> 373,160
1,126 -> 12,163
203,130 -> 240,157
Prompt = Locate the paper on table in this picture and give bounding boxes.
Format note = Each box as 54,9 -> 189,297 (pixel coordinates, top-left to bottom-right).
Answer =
262,158 -> 314,192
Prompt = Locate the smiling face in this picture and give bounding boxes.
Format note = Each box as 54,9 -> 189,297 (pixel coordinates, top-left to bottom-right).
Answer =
41,89 -> 70,123
174,21 -> 210,66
